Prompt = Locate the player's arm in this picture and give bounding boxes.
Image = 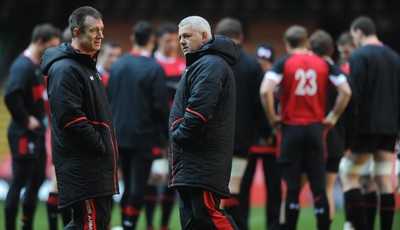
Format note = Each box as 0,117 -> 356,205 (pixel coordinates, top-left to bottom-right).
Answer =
260,71 -> 280,128
4,59 -> 41,130
323,69 -> 352,129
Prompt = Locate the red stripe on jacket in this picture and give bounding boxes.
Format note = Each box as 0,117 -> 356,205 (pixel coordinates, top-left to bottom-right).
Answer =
186,108 -> 206,122
62,117 -> 88,130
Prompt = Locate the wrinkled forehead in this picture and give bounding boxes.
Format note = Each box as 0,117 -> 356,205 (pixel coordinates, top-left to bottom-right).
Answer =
83,16 -> 104,30
178,24 -> 192,34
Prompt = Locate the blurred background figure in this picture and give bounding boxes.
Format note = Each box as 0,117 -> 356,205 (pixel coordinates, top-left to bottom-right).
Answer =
240,42 -> 282,230
260,25 -> 351,230
215,17 -> 266,229
96,40 -> 122,87
255,43 -> 275,73
144,22 -> 185,230
309,29 -> 353,226
107,20 -> 169,230
4,23 -> 61,230
336,32 -> 356,75
339,16 -> 400,230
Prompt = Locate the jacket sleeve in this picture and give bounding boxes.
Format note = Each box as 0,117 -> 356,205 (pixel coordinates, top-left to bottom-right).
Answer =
170,59 -> 224,144
4,58 -> 32,126
48,65 -> 105,155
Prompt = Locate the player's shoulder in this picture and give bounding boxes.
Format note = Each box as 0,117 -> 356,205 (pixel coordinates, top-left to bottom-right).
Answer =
273,54 -> 291,67
382,45 -> 400,60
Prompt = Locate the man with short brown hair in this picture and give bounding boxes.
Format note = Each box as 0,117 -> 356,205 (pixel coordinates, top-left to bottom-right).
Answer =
41,6 -> 119,229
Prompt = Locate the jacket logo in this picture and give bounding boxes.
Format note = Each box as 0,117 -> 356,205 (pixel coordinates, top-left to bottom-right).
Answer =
89,75 -> 94,81
96,73 -> 102,80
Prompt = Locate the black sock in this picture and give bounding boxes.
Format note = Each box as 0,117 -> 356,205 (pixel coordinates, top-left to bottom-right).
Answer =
344,189 -> 366,230
46,192 -> 59,230
120,193 -> 129,228
313,192 -> 330,230
22,204 -> 36,230
5,206 -> 18,230
224,194 -> 242,229
144,185 -> 158,228
123,194 -> 144,230
379,193 -> 395,230
122,205 -> 141,230
285,190 -> 300,230
363,192 -> 377,230
161,186 -> 175,228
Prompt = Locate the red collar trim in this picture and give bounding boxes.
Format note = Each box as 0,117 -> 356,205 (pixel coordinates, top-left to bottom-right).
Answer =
130,50 -> 150,57
365,42 -> 383,47
22,50 -> 39,66
71,43 -> 96,58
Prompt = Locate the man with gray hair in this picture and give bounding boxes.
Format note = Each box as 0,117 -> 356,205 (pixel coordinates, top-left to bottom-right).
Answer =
168,16 -> 239,229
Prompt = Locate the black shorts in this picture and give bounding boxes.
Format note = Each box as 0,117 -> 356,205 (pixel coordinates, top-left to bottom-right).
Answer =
279,123 -> 326,192
351,134 -> 397,153
325,125 -> 345,159
279,122 -> 325,165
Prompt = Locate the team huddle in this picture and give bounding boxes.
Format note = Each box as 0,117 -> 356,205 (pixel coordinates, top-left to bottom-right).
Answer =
3,5 -> 400,230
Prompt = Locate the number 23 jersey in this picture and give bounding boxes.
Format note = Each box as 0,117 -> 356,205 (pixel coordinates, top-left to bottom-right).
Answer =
265,52 -> 346,125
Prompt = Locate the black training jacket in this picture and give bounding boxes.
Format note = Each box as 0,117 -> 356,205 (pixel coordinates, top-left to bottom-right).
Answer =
349,44 -> 400,136
41,43 -> 119,208
168,35 -> 239,198
107,52 -> 169,151
5,52 -> 47,160
232,47 -> 266,157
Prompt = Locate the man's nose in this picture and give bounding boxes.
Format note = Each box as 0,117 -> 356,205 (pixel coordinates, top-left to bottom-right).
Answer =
179,37 -> 185,44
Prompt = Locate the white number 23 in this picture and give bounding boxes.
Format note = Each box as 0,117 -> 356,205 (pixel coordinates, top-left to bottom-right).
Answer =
294,69 -> 317,96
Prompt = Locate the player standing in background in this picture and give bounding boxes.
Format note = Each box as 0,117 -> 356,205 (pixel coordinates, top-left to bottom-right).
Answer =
337,30 -> 379,230
4,23 -> 61,230
96,40 -> 122,87
144,22 -> 185,230
240,43 -> 282,230
107,20 -> 169,230
260,25 -> 351,230
339,16 -> 400,230
309,29 -> 353,225
215,18 -> 267,229
336,32 -> 356,75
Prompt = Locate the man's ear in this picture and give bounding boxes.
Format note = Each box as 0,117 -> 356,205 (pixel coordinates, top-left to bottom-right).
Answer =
130,34 -> 135,43
284,42 -> 292,54
201,31 -> 208,43
73,28 -> 80,38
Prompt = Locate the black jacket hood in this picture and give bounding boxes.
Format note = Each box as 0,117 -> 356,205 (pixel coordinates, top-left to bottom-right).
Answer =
41,42 -> 99,76
186,35 -> 239,66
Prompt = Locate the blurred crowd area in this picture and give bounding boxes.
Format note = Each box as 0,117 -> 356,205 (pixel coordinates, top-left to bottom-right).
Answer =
1,0 -> 400,82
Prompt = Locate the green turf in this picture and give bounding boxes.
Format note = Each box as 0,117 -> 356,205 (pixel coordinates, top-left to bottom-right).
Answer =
0,202 -> 399,229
